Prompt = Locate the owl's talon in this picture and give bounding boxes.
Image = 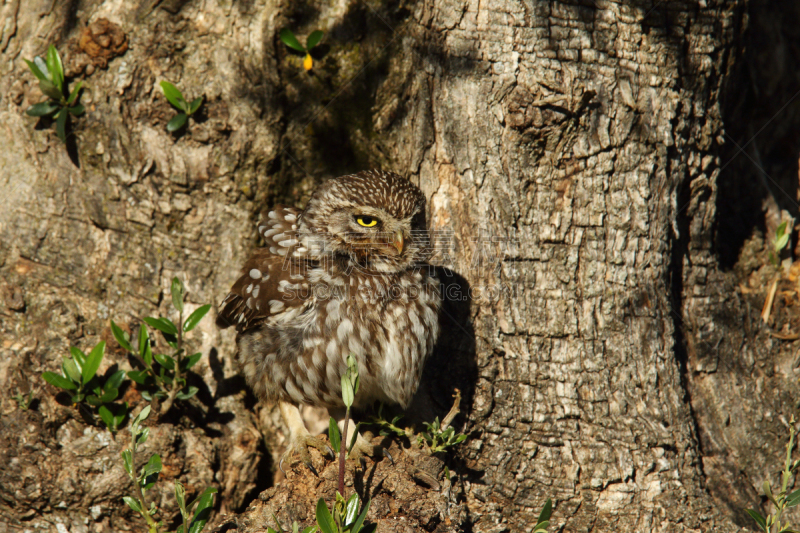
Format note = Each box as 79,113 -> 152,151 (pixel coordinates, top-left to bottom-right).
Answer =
383,447 -> 394,465
305,461 -> 319,477
280,433 -> 333,475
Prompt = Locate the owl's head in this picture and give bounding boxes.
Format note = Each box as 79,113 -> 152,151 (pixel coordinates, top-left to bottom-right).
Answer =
297,170 -> 431,273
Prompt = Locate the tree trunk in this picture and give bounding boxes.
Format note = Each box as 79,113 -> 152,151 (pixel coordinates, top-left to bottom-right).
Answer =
4,0 -> 798,532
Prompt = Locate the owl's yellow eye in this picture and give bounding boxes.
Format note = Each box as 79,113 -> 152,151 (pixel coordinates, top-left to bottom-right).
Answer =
355,215 -> 379,228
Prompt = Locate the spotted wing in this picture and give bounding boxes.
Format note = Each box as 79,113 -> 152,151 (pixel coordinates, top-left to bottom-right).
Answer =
216,249 -> 311,332
257,205 -> 302,257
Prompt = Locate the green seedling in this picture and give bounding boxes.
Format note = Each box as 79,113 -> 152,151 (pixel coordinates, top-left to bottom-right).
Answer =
111,277 -> 211,415
175,482 -> 218,533
418,416 -> 468,454
11,390 -> 34,410
279,28 -> 324,71
770,221 -> 792,268
747,416 -> 800,533
24,44 -> 85,142
313,492 -> 374,533
370,403 -> 408,439
123,406 -> 218,533
532,498 -> 552,532
41,340 -> 128,432
160,81 -> 203,132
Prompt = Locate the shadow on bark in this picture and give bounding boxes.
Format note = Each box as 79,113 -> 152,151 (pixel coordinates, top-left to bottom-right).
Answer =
716,3 -> 800,269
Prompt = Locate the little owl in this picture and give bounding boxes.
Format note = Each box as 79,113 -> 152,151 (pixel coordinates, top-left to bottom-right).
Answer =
216,170 -> 441,469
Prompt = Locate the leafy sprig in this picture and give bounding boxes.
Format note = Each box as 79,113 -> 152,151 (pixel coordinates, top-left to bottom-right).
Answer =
41,340 -> 128,432
24,44 -> 85,142
279,28 -> 324,71
314,492 -> 374,533
418,416 -> 468,454
160,81 -> 203,132
122,406 -> 218,533
111,277 -> 210,415
748,417 -> 800,533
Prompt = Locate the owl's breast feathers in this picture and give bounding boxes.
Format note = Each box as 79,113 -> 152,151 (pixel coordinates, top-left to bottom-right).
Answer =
217,205 -> 442,409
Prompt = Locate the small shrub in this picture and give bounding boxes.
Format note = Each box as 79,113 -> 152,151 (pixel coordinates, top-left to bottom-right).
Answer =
122,405 -> 217,533
279,28 -> 324,71
41,340 -> 128,432
24,44 -> 85,142
111,277 -> 211,415
160,81 -> 203,132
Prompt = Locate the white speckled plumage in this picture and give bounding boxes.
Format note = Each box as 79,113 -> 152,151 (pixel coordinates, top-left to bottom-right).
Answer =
217,170 -> 441,411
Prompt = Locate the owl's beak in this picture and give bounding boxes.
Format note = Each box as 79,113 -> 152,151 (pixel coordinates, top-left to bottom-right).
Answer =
393,230 -> 404,255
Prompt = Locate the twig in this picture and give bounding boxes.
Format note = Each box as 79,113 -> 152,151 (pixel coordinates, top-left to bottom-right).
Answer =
440,389 -> 461,432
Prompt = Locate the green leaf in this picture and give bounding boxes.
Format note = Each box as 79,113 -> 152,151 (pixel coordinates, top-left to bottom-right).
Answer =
533,521 -> 550,532
46,45 -> 64,92
127,370 -> 149,384
160,81 -> 186,110
302,527 -> 318,533
184,304 -> 211,332
347,422 -> 362,453
351,499 -> 370,533
135,405 -> 152,425
344,494 -> 359,526
786,487 -> 800,508
188,487 -> 217,533
183,352 -> 203,370
280,28 -> 306,52
189,97 -> 203,115
67,79 -> 83,105
55,107 -> 68,142
106,369 -> 127,390
42,371 -> 78,390
68,347 -> 86,370
176,386 -> 198,400
124,496 -> 143,513
328,417 -> 341,454
144,317 -> 179,336
26,101 -> 60,117
306,30 -> 324,51
122,449 -> 133,475
342,374 -> 354,408
537,498 -> 552,525
138,426 -> 150,445
154,353 -> 176,370
175,481 -> 188,517
82,341 -> 106,385
171,277 -> 184,313
68,104 -> 85,116
114,403 -> 128,426
25,58 -> 48,82
62,357 -> 82,384
144,453 -> 163,477
98,404 -> 114,430
142,454 -> 162,489
746,509 -> 767,532
38,77 -> 62,100
315,499 -> 336,533
167,112 -> 188,132
98,387 -> 119,403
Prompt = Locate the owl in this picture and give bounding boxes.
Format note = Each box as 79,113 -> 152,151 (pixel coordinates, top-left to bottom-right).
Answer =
216,170 -> 441,469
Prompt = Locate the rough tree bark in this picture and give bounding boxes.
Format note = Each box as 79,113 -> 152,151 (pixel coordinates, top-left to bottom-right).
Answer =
4,0 -> 800,532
